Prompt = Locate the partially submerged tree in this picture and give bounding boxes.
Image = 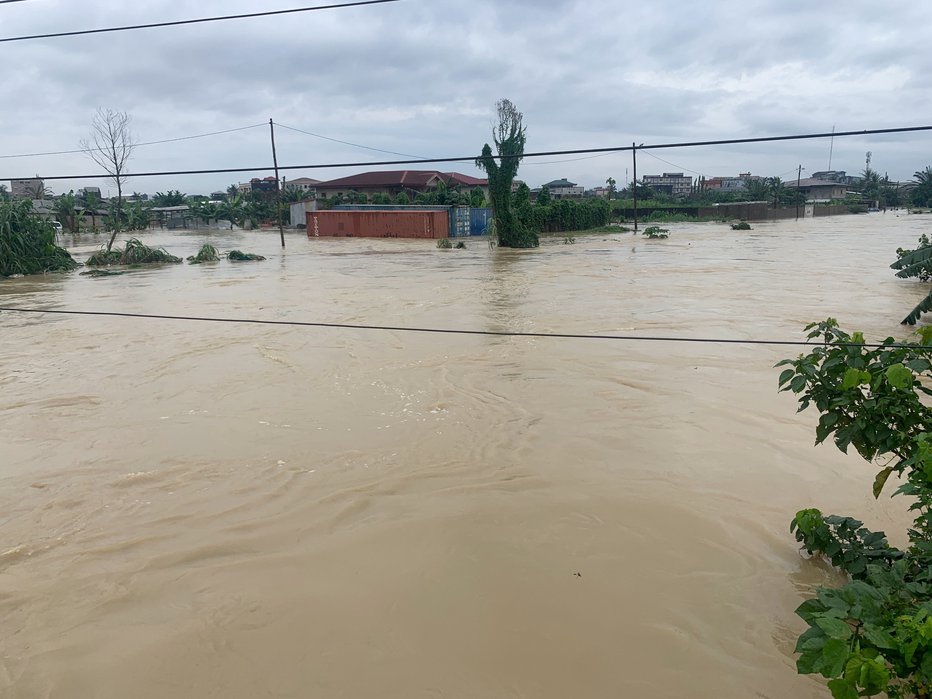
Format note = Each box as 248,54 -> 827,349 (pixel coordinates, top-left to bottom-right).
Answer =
81,108 -> 136,252
476,99 -> 537,248
892,235 -> 932,324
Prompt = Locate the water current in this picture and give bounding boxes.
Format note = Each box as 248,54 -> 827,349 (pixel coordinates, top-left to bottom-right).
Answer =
1,214 -> 930,698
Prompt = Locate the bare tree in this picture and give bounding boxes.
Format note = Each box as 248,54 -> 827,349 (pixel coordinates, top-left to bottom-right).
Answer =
81,108 -> 135,252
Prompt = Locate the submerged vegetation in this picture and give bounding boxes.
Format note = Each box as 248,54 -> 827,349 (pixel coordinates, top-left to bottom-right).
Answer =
642,226 -> 670,239
731,221 -> 752,230
187,244 -> 220,264
779,320 -> 932,699
436,238 -> 452,249
227,250 -> 266,261
0,200 -> 77,277
86,238 -> 182,266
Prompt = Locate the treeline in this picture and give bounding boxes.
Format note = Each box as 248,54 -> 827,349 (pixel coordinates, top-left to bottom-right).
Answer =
513,184 -> 611,233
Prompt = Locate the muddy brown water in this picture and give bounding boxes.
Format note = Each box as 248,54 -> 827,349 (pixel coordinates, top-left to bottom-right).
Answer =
1,215 -> 930,698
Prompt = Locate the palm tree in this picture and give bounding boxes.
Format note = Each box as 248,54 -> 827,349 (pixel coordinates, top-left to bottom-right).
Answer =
220,192 -> 244,230
24,180 -> 50,200
605,177 -> 617,199
912,167 -> 932,207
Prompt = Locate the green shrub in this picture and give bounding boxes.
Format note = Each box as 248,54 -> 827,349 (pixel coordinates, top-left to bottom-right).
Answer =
849,204 -> 869,214
731,221 -> 752,230
0,200 -> 77,277
643,226 -> 669,239
436,238 -> 452,249
86,238 -> 182,266
778,320 -> 932,699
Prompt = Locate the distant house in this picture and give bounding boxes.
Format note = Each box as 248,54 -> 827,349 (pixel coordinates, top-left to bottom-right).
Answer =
642,172 -> 693,197
251,177 -> 279,196
77,186 -> 103,201
793,178 -> 848,201
284,177 -> 321,195
314,170 -> 488,200
811,170 -> 858,186
542,178 -> 584,199
11,178 -> 46,199
703,173 -> 761,192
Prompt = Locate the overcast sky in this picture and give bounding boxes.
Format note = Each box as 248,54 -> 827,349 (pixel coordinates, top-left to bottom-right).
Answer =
1,0 -> 931,196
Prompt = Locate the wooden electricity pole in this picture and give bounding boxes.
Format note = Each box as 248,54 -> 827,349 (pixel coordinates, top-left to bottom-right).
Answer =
269,118 -> 285,248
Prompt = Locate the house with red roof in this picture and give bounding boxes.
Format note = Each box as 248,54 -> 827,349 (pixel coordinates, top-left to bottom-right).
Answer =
313,170 -> 488,200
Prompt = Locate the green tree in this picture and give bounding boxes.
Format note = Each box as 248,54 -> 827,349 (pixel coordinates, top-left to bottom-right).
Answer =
227,183 -> 240,199
912,167 -> 932,208
220,192 -> 245,230
53,192 -> 80,234
606,177 -> 617,199
892,235 -> 932,324
469,186 -> 486,208
536,186 -> 552,205
152,190 -> 187,207
81,108 -> 135,252
371,192 -> 393,205
475,98 -> 537,248
394,192 -> 410,205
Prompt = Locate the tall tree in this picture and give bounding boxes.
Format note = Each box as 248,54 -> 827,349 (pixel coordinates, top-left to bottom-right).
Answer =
605,176 -> 617,199
912,166 -> 932,207
81,108 -> 136,252
476,99 -> 536,248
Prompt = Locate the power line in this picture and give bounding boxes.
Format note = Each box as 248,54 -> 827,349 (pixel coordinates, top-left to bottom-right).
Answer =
5,124 -> 932,182
0,0 -> 33,4
0,307 -> 928,350
0,0 -> 404,43
639,149 -> 704,177
276,122 -> 426,160
0,123 -> 266,160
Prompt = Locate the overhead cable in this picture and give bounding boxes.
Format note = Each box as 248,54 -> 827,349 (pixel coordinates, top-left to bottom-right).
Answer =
276,122 -> 427,160
0,0 -> 404,43
0,123 -> 266,160
1,307 -> 928,350
6,124 -> 931,182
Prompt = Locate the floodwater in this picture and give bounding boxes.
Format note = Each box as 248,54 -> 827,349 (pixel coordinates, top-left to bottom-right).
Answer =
0,214 -> 929,698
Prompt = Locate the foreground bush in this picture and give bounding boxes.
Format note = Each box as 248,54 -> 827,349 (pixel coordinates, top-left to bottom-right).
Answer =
778,320 -> 932,698
0,200 -> 77,277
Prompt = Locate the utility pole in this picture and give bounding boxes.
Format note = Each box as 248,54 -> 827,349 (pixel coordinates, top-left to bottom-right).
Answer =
632,142 -> 638,233
269,118 -> 285,248
796,164 -> 803,221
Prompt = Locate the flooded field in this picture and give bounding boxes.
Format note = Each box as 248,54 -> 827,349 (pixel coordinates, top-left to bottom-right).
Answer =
1,214 -> 930,698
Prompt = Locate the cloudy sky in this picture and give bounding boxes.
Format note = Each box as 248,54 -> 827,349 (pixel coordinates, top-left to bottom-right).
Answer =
2,0 -> 931,196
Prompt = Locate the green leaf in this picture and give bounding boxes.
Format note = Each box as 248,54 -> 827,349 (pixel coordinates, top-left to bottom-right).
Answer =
886,363 -> 914,389
827,679 -> 858,699
873,466 -> 895,499
842,368 -> 862,390
816,616 -> 853,641
820,638 -> 851,678
796,600 -> 828,624
862,624 -> 896,650
779,368 -> 796,386
797,649 -> 821,674
790,374 -> 807,393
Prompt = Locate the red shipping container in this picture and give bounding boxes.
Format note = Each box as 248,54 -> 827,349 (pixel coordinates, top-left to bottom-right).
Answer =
306,210 -> 449,239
